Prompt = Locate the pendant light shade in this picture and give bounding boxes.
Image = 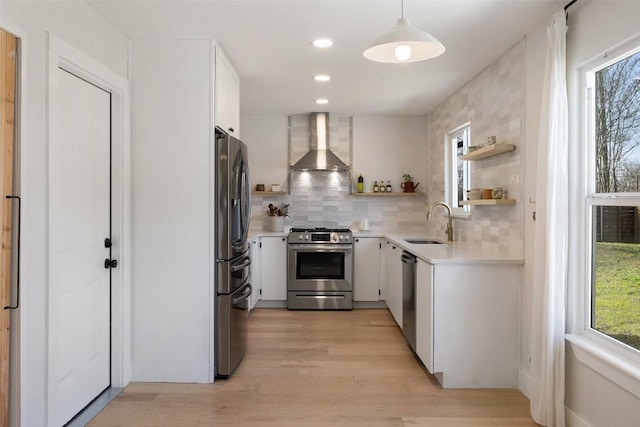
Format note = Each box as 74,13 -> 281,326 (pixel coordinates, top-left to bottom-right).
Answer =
363,3 -> 445,63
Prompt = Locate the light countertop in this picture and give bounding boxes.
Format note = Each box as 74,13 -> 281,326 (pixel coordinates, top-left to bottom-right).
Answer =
249,230 -> 523,265
382,233 -> 523,265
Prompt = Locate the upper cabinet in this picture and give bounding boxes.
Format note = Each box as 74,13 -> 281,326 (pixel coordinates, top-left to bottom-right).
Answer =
215,46 -> 240,138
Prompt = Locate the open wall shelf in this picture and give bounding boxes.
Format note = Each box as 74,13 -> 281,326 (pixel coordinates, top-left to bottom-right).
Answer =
252,191 -> 287,195
460,144 -> 515,161
460,199 -> 516,206
352,192 -> 426,197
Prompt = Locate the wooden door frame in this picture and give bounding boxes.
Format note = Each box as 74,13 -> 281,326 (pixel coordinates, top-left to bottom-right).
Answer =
0,27 -> 17,427
46,33 -> 131,423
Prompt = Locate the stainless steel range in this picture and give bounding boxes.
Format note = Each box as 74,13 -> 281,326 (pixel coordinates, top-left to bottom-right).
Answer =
287,227 -> 353,310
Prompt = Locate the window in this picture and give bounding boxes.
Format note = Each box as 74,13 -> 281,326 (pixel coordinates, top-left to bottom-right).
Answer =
445,124 -> 471,216
584,45 -> 640,353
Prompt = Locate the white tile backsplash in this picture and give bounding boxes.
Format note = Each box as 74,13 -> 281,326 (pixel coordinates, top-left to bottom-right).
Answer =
427,40 -> 525,255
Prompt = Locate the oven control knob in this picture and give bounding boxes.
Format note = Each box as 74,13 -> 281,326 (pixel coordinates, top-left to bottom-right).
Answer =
304,234 -> 310,240
338,235 -> 344,241
344,235 -> 350,241
298,235 -> 303,240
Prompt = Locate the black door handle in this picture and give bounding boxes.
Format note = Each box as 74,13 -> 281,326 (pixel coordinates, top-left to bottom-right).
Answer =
104,237 -> 112,248
104,259 -> 118,269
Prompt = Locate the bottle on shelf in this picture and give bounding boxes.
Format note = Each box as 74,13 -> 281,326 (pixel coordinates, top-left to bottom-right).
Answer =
373,181 -> 379,193
379,179 -> 386,193
386,181 -> 392,193
357,174 -> 364,193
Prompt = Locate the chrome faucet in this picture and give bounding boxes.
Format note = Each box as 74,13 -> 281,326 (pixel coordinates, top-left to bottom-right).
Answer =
426,201 -> 454,242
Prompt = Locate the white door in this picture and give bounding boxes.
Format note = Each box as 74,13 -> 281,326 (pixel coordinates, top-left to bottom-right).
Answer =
48,67 -> 111,426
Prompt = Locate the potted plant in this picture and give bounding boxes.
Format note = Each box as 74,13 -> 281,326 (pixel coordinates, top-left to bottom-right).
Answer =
401,174 -> 419,193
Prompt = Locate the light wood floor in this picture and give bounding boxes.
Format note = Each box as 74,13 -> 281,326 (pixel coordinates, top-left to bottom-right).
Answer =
89,308 -> 539,426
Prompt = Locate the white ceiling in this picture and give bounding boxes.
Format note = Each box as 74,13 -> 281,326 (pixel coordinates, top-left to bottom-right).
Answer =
87,0 -> 566,115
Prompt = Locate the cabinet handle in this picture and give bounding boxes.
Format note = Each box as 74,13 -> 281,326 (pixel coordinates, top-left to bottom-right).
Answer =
4,195 -> 20,310
282,237 -> 286,241
355,238 -> 359,242
228,127 -> 235,133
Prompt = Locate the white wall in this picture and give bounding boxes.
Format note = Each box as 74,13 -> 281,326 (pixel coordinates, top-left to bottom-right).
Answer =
353,115 -> 428,193
0,2 -> 128,425
563,2 -> 640,425
241,114 -> 288,191
241,114 -> 429,194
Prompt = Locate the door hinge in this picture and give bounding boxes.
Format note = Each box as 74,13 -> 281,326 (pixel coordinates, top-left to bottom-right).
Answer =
259,289 -> 262,295
379,243 -> 382,249
378,289 -> 381,296
260,242 -> 262,248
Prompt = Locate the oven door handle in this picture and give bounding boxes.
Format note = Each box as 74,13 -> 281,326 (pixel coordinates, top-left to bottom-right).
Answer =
288,244 -> 352,252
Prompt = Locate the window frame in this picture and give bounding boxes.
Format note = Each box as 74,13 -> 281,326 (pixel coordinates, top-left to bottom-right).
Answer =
444,123 -> 471,218
571,36 -> 640,388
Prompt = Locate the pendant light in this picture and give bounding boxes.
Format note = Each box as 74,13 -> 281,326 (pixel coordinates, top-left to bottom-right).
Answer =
363,0 -> 445,63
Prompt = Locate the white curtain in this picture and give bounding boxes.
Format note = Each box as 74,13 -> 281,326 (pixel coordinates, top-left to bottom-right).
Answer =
530,9 -> 569,427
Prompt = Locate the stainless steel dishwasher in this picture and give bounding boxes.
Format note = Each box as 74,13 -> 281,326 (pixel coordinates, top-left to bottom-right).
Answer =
401,250 -> 417,351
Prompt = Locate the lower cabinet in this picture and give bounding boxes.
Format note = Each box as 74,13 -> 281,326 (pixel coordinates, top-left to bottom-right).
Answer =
249,238 -> 261,310
414,259 -> 520,388
353,237 -> 381,301
259,236 -> 287,301
384,240 -> 403,326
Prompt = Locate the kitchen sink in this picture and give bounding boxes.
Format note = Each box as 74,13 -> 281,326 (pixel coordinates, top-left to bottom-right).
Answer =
404,239 -> 444,245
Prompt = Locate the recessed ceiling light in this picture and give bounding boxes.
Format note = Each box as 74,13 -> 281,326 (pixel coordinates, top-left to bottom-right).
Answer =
314,75 -> 331,82
315,99 -> 329,105
313,39 -> 334,48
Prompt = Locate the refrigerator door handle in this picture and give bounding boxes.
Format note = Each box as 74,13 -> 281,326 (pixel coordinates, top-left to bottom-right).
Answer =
240,145 -> 251,246
232,282 -> 252,304
231,258 -> 251,272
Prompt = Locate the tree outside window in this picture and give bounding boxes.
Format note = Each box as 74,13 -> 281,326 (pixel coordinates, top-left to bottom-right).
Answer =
590,49 -> 640,351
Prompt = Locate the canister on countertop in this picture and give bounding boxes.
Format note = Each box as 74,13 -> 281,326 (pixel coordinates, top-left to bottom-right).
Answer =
467,188 -> 482,200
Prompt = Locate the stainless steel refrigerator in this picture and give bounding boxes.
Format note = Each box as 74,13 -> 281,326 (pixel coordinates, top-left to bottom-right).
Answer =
215,127 -> 252,378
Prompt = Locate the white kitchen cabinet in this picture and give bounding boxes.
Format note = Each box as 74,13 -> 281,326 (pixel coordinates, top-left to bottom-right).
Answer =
259,236 -> 287,300
413,259 -> 520,388
384,240 -> 403,327
130,39 -> 215,382
415,259 -> 434,373
353,237 -> 381,301
249,238 -> 261,310
215,46 -> 240,137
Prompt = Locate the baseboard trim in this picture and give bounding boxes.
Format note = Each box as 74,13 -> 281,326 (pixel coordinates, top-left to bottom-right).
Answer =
566,406 -> 593,427
254,301 -> 387,309
518,368 -> 531,399
353,301 -> 387,309
255,300 -> 287,308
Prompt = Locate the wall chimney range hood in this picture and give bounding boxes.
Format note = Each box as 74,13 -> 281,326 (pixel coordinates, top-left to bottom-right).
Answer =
290,112 -> 350,172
